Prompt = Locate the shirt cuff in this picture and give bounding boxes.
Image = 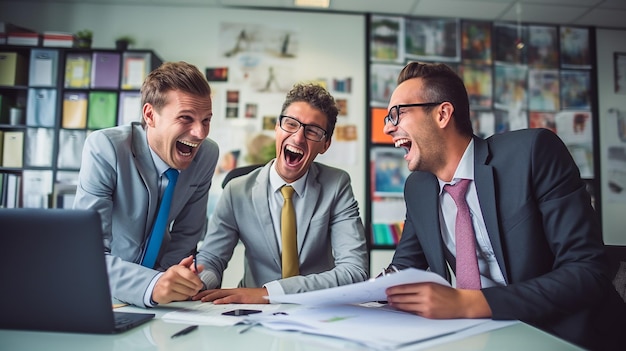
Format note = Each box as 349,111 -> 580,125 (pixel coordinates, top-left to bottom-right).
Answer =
263,280 -> 285,303
144,272 -> 164,307
198,269 -> 220,290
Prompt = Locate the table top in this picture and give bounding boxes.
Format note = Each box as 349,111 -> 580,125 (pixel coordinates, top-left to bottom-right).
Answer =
0,303 -> 583,351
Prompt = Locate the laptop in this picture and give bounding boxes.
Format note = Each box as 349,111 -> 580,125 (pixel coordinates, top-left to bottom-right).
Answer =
0,208 -> 155,334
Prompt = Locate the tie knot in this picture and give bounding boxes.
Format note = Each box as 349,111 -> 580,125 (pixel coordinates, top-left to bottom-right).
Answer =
444,178 -> 471,203
280,185 -> 295,199
165,168 -> 179,183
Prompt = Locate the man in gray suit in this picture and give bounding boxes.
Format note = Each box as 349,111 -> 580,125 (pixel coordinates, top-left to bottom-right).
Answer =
193,83 -> 368,304
382,61 -> 624,350
74,61 -> 218,307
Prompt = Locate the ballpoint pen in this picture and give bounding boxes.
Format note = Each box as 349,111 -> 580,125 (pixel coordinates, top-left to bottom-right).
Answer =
171,325 -> 198,338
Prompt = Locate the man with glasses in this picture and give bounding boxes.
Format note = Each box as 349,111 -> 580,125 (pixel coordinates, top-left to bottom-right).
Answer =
192,83 -> 368,304
382,61 -> 624,350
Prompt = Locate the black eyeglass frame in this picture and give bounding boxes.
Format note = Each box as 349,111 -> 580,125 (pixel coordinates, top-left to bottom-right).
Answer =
278,115 -> 328,142
384,102 -> 445,126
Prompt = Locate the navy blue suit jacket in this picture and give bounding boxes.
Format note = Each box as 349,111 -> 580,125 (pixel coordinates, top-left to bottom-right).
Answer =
392,128 -> 625,350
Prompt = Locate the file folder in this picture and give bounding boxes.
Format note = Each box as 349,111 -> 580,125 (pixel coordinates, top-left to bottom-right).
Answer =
2,130 -> 24,168
62,92 -> 88,129
121,52 -> 150,89
24,127 -> 54,167
57,129 -> 86,169
26,88 -> 57,127
0,52 -> 27,86
87,92 -> 118,130
118,91 -> 142,125
29,49 -> 59,87
64,53 -> 92,88
91,52 -> 121,89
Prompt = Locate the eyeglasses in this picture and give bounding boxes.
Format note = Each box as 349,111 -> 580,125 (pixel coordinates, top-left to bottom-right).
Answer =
384,102 -> 444,126
279,115 -> 327,142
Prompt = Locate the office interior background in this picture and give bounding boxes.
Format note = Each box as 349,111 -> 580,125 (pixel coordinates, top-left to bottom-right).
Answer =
2,0 -> 626,284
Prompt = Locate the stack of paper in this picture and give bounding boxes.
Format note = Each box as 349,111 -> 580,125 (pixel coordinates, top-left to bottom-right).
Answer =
240,304 -> 492,350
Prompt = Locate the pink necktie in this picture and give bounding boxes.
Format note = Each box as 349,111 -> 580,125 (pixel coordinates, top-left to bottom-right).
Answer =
444,179 -> 481,290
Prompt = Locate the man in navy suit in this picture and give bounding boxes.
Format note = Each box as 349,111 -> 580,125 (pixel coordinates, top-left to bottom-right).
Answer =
383,61 -> 624,350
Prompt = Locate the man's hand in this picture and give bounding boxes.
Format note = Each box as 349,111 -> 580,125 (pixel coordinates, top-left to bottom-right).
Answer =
192,287 -> 269,304
151,255 -> 204,305
386,282 -> 492,319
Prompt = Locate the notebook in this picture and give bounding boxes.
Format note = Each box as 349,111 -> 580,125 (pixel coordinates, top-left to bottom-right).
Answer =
0,208 -> 155,334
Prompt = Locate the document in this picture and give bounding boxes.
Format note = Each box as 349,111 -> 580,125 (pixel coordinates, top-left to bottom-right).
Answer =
239,304 -> 495,350
161,301 -> 280,327
270,268 -> 450,305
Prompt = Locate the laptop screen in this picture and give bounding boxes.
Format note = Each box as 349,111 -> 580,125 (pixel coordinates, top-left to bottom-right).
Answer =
0,208 -> 153,333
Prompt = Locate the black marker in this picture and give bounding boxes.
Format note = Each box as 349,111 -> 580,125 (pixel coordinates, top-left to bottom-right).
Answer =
171,325 -> 198,338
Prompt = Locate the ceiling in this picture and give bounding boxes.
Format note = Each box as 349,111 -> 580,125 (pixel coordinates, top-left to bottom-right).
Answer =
28,0 -> 626,29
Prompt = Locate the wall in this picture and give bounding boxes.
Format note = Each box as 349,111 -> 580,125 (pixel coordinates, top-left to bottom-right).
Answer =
0,1 -> 368,281
0,2 -> 366,208
596,28 -> 626,245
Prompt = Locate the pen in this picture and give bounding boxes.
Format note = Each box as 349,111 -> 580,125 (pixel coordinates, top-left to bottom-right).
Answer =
171,325 -> 198,338
193,250 -> 198,273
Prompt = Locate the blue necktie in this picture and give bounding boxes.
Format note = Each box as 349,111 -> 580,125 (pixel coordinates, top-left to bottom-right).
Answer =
142,168 -> 179,268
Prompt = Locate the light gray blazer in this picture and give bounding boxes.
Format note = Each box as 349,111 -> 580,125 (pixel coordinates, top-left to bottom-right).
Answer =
196,161 -> 369,294
74,122 -> 219,306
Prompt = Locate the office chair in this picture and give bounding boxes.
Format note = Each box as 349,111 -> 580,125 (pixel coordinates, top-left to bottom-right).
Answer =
605,245 -> 626,301
221,164 -> 264,188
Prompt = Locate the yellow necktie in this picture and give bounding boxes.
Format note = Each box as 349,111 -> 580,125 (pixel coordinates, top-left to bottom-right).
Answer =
280,185 -> 299,278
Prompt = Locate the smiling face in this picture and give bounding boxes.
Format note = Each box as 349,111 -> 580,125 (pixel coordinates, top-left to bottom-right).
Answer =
274,101 -> 331,183
384,78 -> 445,173
144,89 -> 212,170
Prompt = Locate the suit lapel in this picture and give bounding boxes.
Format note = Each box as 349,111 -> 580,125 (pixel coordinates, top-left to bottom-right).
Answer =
297,164 -> 320,254
251,164 -> 282,267
130,123 -> 159,236
473,137 -> 508,283
412,174 -> 448,278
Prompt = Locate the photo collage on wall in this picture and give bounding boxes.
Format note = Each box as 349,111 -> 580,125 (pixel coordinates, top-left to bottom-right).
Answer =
368,15 -> 595,247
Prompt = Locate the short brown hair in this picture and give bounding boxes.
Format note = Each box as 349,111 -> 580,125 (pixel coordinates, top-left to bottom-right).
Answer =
140,61 -> 211,127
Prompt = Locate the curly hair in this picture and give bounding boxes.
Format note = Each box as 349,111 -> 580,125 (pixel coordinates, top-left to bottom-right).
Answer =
281,83 -> 338,140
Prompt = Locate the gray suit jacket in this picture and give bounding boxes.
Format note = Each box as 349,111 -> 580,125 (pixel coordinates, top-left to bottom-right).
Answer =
196,161 -> 369,294
392,128 -> 625,350
74,122 -> 219,306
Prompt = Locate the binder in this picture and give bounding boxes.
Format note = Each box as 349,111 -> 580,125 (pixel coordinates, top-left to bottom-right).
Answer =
4,173 -> 21,208
64,52 -> 92,88
118,91 -> 142,125
21,170 -> 53,208
26,88 -> 57,127
91,52 -> 121,88
29,49 -> 59,87
0,52 -> 27,86
57,129 -> 86,169
62,92 -> 88,128
87,92 -> 118,130
121,52 -> 150,89
2,130 -> 24,168
24,127 -> 54,167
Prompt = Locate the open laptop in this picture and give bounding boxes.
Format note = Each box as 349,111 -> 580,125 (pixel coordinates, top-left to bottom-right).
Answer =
0,208 -> 155,334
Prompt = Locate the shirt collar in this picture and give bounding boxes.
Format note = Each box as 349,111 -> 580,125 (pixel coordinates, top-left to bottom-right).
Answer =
438,138 -> 474,194
147,136 -> 170,176
269,160 -> 308,197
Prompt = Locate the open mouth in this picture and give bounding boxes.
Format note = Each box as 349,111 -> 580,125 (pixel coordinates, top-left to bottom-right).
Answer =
284,145 -> 304,166
176,139 -> 199,157
394,138 -> 411,154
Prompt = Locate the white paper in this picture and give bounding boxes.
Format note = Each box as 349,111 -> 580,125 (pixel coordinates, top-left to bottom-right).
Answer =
270,268 -> 450,305
161,301 -> 280,326
240,304 -> 492,350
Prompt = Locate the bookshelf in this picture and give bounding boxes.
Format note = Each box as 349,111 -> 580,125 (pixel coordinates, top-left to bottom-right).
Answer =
0,45 -> 162,208
365,15 -> 600,251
